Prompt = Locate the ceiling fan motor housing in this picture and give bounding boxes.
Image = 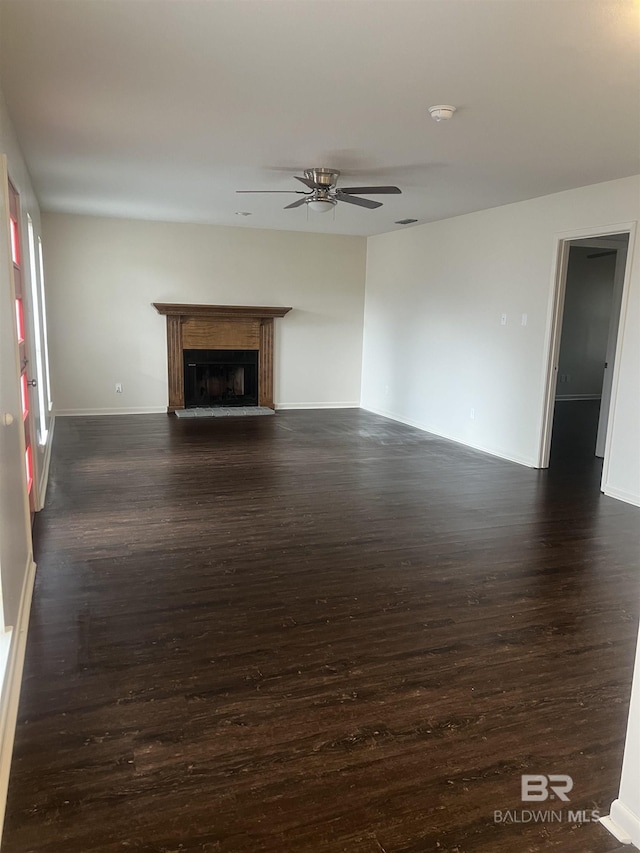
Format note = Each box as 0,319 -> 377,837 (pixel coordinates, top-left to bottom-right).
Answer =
303,171 -> 339,211
305,168 -> 340,188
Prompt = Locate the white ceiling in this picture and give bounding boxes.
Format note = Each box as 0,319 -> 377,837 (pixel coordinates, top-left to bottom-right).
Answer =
1,0 -> 639,237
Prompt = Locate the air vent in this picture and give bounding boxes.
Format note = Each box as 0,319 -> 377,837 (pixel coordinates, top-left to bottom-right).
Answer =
395,218 -> 418,225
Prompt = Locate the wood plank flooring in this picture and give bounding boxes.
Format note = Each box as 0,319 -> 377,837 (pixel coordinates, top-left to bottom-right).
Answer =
3,407 -> 639,853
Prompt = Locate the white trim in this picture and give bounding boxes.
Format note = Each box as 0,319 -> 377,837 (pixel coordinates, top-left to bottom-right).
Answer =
599,814 -> 632,845
551,222 -> 637,243
36,237 -> 52,415
26,216 -> 48,452
275,402 -> 360,410
602,800 -> 640,847
602,484 -> 640,508
37,414 -> 55,508
554,394 -> 602,401
568,236 -> 630,250
54,407 -> 168,416
537,236 -> 571,467
537,221 -> 636,470
363,405 -> 536,468
0,558 -> 36,840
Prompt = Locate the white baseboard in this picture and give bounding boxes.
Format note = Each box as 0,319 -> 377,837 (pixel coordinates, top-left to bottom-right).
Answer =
54,407 -> 167,416
37,415 -> 55,508
362,405 -> 537,468
602,800 -> 640,848
275,402 -> 360,410
0,558 -> 37,839
555,394 -> 602,401
602,484 -> 640,508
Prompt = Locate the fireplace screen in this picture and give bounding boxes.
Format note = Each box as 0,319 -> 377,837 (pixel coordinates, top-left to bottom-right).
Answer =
183,350 -> 258,407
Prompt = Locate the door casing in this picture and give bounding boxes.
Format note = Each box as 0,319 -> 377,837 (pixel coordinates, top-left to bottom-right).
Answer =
537,221 -> 636,489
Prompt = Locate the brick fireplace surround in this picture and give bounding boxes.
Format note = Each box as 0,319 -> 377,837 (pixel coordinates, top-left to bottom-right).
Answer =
153,303 -> 292,413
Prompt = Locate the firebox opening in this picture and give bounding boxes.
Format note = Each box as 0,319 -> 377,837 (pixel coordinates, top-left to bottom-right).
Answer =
184,349 -> 258,408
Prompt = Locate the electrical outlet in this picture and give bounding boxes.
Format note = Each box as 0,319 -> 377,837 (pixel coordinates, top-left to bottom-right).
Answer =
521,313 -> 528,326
500,313 -> 507,326
115,383 -> 123,393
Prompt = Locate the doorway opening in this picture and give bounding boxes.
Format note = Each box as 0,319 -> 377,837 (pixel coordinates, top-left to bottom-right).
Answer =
539,227 -> 633,487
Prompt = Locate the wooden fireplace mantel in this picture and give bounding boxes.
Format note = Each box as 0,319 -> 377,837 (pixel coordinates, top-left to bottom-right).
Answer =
153,303 -> 292,412
153,304 -> 292,320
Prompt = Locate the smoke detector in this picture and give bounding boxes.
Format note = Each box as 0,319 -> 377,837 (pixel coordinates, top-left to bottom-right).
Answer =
429,105 -> 457,122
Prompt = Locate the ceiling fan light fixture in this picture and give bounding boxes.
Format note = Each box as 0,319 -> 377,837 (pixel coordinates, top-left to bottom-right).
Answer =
428,104 -> 457,122
306,198 -> 337,214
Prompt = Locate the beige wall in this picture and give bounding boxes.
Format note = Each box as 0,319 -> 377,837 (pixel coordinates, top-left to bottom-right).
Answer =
42,213 -> 367,413
362,175 -> 640,506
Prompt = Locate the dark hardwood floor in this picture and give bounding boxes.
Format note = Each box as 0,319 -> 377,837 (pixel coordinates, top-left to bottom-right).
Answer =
3,407 -> 639,853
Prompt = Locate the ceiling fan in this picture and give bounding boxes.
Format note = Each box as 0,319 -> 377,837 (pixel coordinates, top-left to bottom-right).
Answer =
237,168 -> 401,214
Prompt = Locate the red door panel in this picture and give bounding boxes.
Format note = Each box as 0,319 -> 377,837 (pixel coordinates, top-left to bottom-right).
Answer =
9,180 -> 35,513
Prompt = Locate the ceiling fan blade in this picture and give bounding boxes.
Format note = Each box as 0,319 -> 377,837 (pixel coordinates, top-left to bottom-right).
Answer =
284,198 -> 308,209
294,175 -> 321,190
335,192 -> 382,210
339,186 -> 402,195
236,190 -> 308,194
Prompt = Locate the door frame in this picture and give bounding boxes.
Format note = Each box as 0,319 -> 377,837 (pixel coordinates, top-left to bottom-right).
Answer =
537,221 -> 637,484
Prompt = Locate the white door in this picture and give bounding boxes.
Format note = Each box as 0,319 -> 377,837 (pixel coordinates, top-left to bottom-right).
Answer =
595,247 -> 627,458
0,155 -> 32,629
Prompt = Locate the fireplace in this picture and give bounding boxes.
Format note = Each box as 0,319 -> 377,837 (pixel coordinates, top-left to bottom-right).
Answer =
184,349 -> 258,408
153,304 -> 292,413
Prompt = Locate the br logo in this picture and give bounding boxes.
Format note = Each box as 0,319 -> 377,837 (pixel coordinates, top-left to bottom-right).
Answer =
521,774 -> 573,802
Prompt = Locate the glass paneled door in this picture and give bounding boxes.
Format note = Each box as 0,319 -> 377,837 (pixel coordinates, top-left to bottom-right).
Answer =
8,180 -> 35,512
